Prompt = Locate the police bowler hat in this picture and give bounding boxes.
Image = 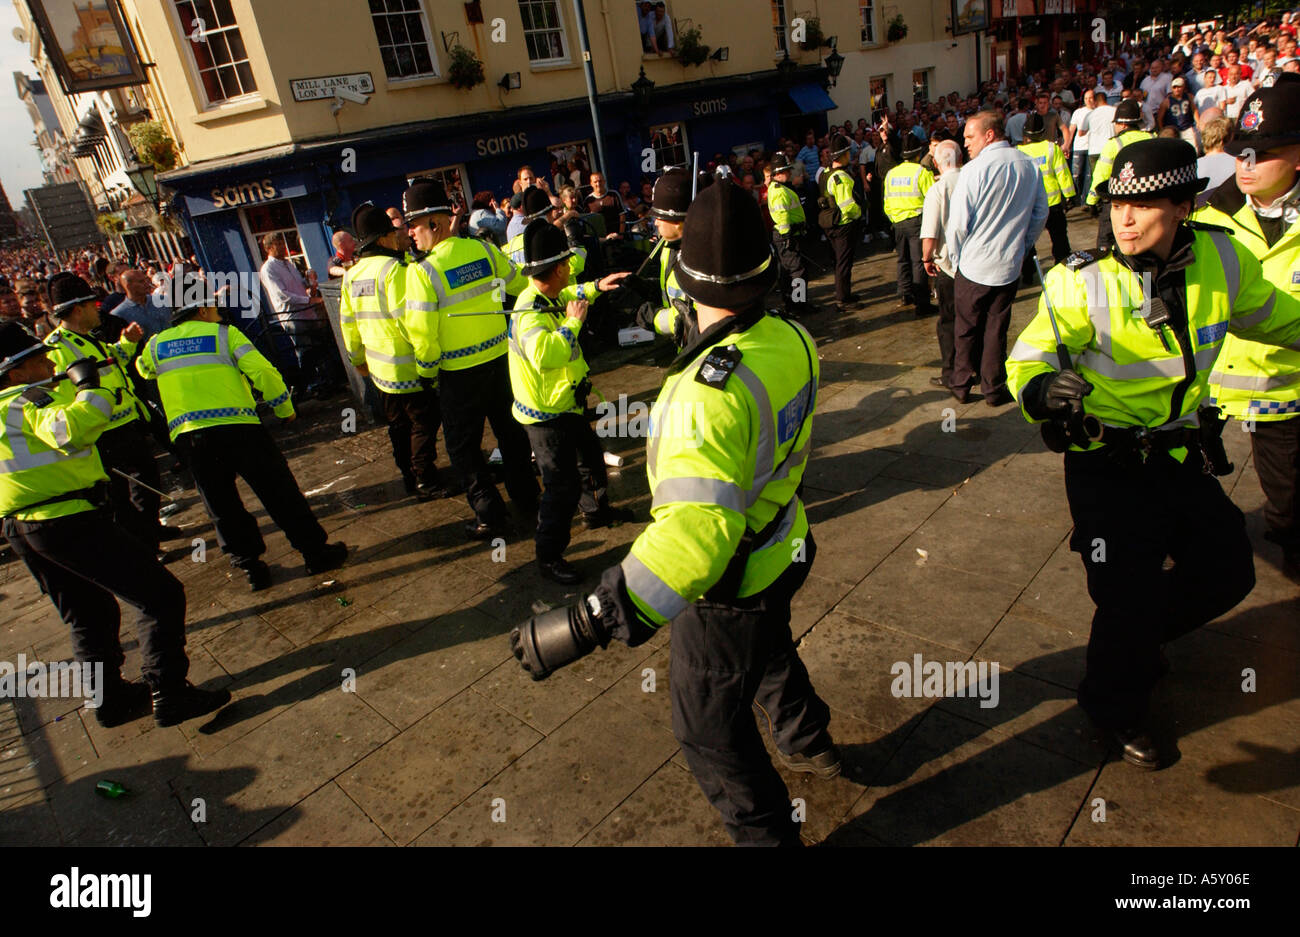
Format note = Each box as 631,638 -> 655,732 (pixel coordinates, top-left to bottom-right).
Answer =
674,180 -> 777,310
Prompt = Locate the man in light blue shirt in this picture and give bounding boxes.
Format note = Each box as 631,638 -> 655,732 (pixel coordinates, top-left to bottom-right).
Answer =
796,129 -> 821,180
945,110 -> 1047,406
107,267 -> 170,337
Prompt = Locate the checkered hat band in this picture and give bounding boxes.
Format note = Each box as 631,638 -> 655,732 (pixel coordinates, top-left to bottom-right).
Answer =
1107,163 -> 1198,197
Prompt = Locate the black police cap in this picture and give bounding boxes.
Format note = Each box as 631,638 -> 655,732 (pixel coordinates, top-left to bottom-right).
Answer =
46,273 -> 97,318
651,167 -> 692,220
521,186 -> 553,220
519,218 -> 573,277
1114,99 -> 1143,124
402,178 -> 452,222
674,179 -> 776,310
1023,112 -> 1047,141
770,152 -> 793,172
1097,137 -> 1208,202
352,201 -> 395,250
0,320 -> 46,376
1224,73 -> 1300,156
829,134 -> 852,159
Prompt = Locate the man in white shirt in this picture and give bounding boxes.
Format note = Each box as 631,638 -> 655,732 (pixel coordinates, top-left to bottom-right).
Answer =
1139,58 -> 1173,129
1086,99 -> 1116,215
258,234 -> 336,397
1195,68 -> 1228,113
1066,89 -> 1097,202
1223,64 -> 1254,119
920,140 -> 963,391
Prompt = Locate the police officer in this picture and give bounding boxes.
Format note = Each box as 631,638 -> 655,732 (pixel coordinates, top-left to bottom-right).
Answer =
508,219 -> 631,584
768,153 -> 809,317
883,138 -> 935,315
510,182 -> 838,845
506,186 -> 588,284
1018,111 -> 1076,281
41,272 -> 165,550
1006,138 -> 1300,769
1193,76 -> 1300,580
403,178 -> 539,540
0,322 -> 229,727
634,167 -> 696,347
136,281 -> 348,590
822,134 -> 865,310
1086,99 -> 1152,251
340,202 -> 445,500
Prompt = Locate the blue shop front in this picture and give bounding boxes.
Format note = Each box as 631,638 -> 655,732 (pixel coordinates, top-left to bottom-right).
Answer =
160,68 -> 835,303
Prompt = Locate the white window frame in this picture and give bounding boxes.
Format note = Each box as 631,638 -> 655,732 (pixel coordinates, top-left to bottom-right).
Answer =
408,164 -> 471,211
772,0 -> 789,57
546,139 -> 595,193
518,1 -> 571,66
370,0 -> 441,82
241,200 -> 305,271
870,75 -> 890,114
648,121 -> 689,172
912,69 -> 931,106
634,1 -> 676,58
171,0 -> 260,110
859,0 -> 877,46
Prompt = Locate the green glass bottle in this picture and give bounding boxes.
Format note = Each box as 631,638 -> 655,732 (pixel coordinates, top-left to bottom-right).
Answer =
95,779 -> 127,798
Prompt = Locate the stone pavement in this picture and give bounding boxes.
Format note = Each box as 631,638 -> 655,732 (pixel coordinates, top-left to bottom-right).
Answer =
2,210 -> 1298,847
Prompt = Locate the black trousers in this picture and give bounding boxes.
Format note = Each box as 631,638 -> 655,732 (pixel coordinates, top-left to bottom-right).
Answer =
176,423 -> 327,569
1251,415 -> 1300,554
3,510 -> 188,690
524,413 -> 608,562
94,420 -> 163,549
1096,204 -> 1115,251
439,355 -> 538,525
952,273 -> 1017,395
934,269 -> 958,384
671,534 -> 832,846
826,220 -> 861,303
1021,204 -> 1073,281
893,215 -> 930,311
378,386 -> 441,486
1064,448 -> 1255,728
773,232 -> 807,313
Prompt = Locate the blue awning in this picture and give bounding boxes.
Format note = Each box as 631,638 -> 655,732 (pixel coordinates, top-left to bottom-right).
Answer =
788,83 -> 837,114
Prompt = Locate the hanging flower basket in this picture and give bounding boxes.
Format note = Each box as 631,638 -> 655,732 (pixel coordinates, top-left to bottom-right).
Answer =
447,44 -> 485,90
677,26 -> 710,67
799,17 -> 826,51
887,15 -> 908,43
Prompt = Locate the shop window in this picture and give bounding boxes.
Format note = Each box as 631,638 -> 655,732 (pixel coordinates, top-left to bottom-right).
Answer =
634,2 -> 675,56
859,0 -> 876,45
547,141 -> 594,195
518,0 -> 570,64
173,0 -> 258,107
870,76 -> 890,118
772,0 -> 788,56
648,123 -> 687,173
243,201 -> 305,270
369,0 -> 439,80
912,69 -> 931,106
408,165 -> 470,211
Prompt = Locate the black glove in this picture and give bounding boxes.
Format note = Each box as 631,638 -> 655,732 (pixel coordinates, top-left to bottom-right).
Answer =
670,298 -> 692,347
634,301 -> 657,332
420,377 -> 437,393
510,595 -> 611,681
1037,369 -> 1093,415
65,357 -> 101,391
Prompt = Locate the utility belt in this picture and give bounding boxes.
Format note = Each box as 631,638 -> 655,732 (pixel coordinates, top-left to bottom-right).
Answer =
3,480 -> 110,523
777,223 -> 807,242
705,495 -> 797,604
1088,407 -> 1234,476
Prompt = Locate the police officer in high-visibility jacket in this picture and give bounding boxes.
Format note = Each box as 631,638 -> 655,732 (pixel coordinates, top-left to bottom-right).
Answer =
1193,76 -> 1300,581
1087,99 -> 1152,251
505,186 -> 587,286
403,178 -> 539,540
883,138 -> 935,315
768,153 -> 809,317
1006,138 -> 1300,770
1018,111 -> 1076,277
137,283 -> 348,591
822,135 -> 865,310
508,220 -> 631,584
0,322 -> 230,728
340,202 -> 445,501
42,273 -> 165,550
633,168 -> 700,348
511,182 -> 838,845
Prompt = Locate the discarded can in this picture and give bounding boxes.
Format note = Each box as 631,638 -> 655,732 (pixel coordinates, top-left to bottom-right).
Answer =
95,780 -> 127,798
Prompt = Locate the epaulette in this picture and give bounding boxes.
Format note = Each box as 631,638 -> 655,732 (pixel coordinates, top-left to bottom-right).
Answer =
19,386 -> 54,407
695,344 -> 742,389
1063,248 -> 1108,270
531,293 -> 553,311
1187,220 -> 1236,235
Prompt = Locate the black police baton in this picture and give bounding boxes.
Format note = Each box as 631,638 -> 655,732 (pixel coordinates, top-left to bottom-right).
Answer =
0,357 -> 115,400
1032,256 -> 1103,452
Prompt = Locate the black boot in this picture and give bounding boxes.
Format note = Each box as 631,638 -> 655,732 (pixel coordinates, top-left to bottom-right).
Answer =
152,681 -> 232,727
303,542 -> 348,574
1110,727 -> 1164,770
537,557 -> 583,584
90,676 -> 153,729
242,560 -> 271,592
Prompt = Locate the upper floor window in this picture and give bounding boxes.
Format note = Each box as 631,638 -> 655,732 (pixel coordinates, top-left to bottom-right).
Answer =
772,1 -> 788,55
635,1 -> 675,55
370,0 -> 439,79
174,0 -> 258,106
519,1 -> 570,64
859,0 -> 876,45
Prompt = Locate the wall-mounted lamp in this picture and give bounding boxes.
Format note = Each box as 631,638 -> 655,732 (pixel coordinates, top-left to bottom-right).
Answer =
710,46 -> 729,62
499,72 -> 521,90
